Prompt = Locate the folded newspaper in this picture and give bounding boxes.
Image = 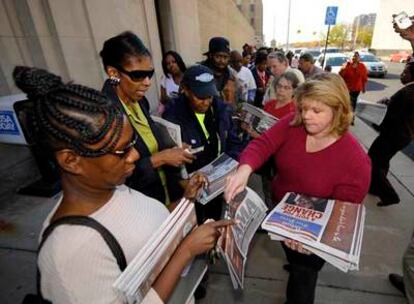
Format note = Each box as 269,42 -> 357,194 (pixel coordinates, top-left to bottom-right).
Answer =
151,115 -> 188,179
355,99 -> 387,126
238,102 -> 278,134
262,193 -> 365,272
113,198 -> 200,303
217,187 -> 268,288
195,153 -> 238,205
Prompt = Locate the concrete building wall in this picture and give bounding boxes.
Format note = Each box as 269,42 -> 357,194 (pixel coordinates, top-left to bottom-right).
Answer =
198,0 -> 256,56
0,0 -> 255,108
234,0 -> 263,46
371,0 -> 412,54
0,0 -> 163,110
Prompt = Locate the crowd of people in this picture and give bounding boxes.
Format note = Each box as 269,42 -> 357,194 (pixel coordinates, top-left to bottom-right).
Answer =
14,13 -> 414,304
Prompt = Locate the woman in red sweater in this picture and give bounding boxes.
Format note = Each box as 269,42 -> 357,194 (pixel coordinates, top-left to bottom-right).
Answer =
225,73 -> 371,304
263,71 -> 299,119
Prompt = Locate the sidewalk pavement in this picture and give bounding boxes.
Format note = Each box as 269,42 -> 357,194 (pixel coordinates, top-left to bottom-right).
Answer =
0,117 -> 413,304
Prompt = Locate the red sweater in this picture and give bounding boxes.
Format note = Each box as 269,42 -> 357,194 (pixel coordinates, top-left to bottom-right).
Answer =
264,99 -> 296,119
239,114 -> 371,204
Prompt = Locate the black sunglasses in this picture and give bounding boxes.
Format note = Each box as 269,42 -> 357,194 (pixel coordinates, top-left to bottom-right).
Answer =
116,66 -> 155,82
107,134 -> 138,158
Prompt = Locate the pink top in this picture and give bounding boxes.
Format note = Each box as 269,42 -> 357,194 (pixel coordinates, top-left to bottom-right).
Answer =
239,114 -> 371,204
263,99 -> 296,119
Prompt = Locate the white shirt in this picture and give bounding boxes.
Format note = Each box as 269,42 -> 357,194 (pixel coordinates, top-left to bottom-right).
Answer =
231,66 -> 257,102
39,185 -> 169,304
160,74 -> 180,99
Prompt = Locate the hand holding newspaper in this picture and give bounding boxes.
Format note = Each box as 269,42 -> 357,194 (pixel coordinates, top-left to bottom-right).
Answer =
194,153 -> 239,205
262,193 -> 366,272
151,115 -> 189,178
217,187 -> 268,289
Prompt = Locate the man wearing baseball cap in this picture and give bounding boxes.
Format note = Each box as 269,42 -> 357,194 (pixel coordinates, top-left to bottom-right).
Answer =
201,37 -> 237,105
163,64 -> 242,221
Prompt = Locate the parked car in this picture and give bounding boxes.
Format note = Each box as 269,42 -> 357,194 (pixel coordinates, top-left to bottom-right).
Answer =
300,48 -> 321,60
359,52 -> 387,78
389,51 -> 411,63
316,53 -> 349,73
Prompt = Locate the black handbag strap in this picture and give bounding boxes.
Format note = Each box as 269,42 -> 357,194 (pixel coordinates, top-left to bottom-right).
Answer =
39,215 -> 127,270
36,216 -> 127,302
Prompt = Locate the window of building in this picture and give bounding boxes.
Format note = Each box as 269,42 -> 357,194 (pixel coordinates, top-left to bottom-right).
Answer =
250,4 -> 255,12
250,17 -> 255,26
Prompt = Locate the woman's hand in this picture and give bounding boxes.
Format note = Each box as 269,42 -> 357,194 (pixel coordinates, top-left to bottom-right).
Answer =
152,145 -> 195,168
224,164 -> 253,202
240,122 -> 260,138
179,219 -> 234,259
183,172 -> 208,201
283,239 -> 311,255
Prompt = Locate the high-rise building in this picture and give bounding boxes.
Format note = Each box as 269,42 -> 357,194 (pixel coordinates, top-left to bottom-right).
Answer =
234,0 -> 264,46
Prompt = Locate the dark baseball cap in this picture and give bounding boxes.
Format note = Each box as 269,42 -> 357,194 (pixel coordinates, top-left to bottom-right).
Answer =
205,37 -> 230,55
182,65 -> 218,99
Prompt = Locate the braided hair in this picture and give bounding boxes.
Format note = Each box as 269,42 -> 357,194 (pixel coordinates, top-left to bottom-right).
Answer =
13,66 -> 124,158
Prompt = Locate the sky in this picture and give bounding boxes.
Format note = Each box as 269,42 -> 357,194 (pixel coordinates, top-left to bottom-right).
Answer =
262,0 -> 380,46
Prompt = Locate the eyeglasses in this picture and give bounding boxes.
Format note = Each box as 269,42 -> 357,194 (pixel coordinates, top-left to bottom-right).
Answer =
276,84 -> 293,90
107,134 -> 138,158
116,66 -> 155,82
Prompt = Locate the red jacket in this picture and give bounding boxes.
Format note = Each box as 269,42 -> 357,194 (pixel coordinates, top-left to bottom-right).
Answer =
339,62 -> 368,92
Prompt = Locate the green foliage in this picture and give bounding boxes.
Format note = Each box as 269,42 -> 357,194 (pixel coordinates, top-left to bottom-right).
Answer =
320,23 -> 352,49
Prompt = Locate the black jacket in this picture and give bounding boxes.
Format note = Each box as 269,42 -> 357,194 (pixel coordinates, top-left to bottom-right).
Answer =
102,80 -> 183,204
162,94 -> 243,173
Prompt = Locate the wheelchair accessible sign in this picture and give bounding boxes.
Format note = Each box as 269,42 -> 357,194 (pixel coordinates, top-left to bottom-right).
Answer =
325,6 -> 338,25
0,111 -> 19,135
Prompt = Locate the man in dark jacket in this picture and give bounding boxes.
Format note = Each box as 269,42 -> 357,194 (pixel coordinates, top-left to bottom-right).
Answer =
368,61 -> 414,207
163,65 -> 243,220
201,37 -> 237,106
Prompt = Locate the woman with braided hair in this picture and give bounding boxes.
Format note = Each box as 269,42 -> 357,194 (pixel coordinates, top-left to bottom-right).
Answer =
100,31 -> 194,207
13,66 -> 233,304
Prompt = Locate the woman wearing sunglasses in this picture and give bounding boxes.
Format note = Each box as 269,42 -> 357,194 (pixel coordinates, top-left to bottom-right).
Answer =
13,66 -> 233,304
100,31 -> 193,208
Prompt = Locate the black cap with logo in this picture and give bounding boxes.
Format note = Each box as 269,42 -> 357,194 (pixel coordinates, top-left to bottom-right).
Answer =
182,65 -> 219,99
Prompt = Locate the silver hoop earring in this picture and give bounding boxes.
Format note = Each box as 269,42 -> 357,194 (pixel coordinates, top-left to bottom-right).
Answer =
109,75 -> 120,86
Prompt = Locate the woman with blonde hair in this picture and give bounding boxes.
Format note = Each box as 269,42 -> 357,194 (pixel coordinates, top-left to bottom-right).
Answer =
225,73 -> 371,304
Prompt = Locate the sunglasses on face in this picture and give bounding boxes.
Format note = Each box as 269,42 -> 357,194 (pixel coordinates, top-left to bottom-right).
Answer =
116,66 -> 155,82
107,134 -> 138,158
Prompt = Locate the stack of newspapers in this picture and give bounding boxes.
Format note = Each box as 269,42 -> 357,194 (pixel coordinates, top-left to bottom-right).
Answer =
217,187 -> 268,288
239,102 -> 278,134
113,199 -> 198,303
262,193 -> 366,272
196,153 -> 238,205
355,99 -> 387,125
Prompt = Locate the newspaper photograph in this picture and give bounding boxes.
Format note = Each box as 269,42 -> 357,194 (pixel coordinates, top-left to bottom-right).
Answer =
218,187 -> 267,289
238,102 -> 278,134
195,153 -> 238,205
355,99 -> 387,125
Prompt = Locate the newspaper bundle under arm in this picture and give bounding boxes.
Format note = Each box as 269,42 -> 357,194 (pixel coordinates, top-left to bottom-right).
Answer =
195,153 -> 239,205
262,192 -> 366,272
217,187 -> 268,289
113,199 -> 199,303
151,115 -> 189,179
355,99 -> 387,126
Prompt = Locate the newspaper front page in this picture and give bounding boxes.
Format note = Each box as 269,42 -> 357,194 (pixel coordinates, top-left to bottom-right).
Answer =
262,193 -> 365,272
